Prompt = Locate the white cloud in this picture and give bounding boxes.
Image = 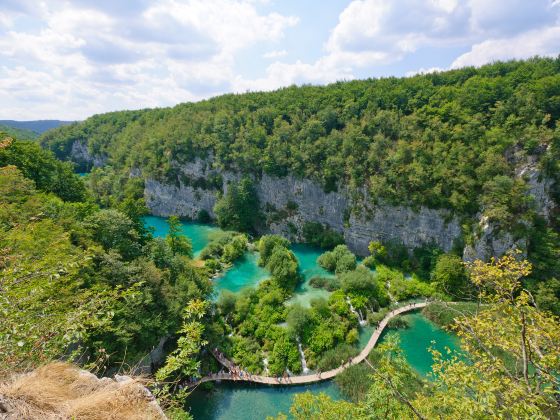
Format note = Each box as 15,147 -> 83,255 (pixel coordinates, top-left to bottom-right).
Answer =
0,0 -> 298,119
263,49 -> 287,59
0,0 -> 559,120
451,26 -> 560,68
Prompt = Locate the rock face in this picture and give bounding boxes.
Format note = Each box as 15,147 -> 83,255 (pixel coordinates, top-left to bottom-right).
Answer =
76,148 -> 556,261
143,158 -> 462,256
70,141 -> 107,168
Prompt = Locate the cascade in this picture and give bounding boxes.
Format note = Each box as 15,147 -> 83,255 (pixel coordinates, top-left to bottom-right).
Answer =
295,337 -> 310,374
346,297 -> 367,326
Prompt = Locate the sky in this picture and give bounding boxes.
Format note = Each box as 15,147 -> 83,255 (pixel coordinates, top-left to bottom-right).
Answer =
1,0 -> 559,120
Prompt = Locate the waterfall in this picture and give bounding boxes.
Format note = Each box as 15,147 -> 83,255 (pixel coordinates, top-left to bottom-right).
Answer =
296,337 -> 310,374
346,297 -> 368,326
263,357 -> 269,375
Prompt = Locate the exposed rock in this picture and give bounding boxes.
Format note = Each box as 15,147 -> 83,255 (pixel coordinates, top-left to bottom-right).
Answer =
70,141 -> 107,168
463,216 -> 527,262
516,159 -> 555,221
144,159 -> 462,256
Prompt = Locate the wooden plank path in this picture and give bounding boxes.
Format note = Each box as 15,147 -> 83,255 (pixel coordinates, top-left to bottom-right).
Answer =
188,301 -> 428,387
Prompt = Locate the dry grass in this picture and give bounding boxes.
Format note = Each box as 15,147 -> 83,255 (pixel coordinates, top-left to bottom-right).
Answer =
0,362 -> 166,419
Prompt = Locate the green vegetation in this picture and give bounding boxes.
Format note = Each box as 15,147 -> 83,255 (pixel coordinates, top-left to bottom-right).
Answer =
199,231 -> 248,268
0,137 -> 86,201
317,245 -> 357,274
214,177 -> 259,232
0,123 -> 38,140
431,254 -> 471,298
40,58 -> 560,289
302,222 -> 344,249
0,135 -> 212,378
281,255 -> 560,419
421,301 -> 479,328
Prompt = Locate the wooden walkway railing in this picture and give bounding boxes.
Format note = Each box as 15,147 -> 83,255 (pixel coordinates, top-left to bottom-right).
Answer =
187,301 -> 428,387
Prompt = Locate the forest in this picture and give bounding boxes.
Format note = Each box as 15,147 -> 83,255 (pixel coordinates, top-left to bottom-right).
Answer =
1,57 -> 560,419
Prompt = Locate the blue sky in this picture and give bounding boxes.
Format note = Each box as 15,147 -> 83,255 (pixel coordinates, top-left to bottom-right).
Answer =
1,0 -> 559,120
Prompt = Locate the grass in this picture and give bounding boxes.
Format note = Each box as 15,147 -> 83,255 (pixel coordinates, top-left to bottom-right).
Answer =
0,362 -> 165,419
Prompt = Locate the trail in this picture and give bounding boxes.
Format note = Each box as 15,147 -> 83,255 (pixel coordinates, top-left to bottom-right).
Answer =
188,301 -> 428,387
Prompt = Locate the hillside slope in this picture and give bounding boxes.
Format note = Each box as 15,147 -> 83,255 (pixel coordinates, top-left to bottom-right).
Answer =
41,58 -> 560,273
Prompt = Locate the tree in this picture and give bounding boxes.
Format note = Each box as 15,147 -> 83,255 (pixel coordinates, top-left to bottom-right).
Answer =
166,216 -> 193,257
214,177 -> 259,232
84,209 -> 142,260
258,234 -> 290,266
286,304 -> 312,336
317,245 -> 356,274
430,254 -> 469,298
266,245 -> 300,290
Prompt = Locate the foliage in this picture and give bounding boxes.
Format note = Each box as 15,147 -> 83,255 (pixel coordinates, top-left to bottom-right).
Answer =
0,164 -> 211,374
317,245 -> 357,274
340,266 -> 389,308
0,136 -> 86,201
156,299 -> 208,383
302,222 -> 344,249
265,244 -> 300,290
316,344 -> 358,371
334,364 -> 373,402
214,177 -> 259,232
199,231 -> 248,264
430,253 -> 470,299
166,216 -> 193,257
308,276 -> 340,291
285,255 -> 560,418
257,234 -> 290,266
421,301 -> 478,328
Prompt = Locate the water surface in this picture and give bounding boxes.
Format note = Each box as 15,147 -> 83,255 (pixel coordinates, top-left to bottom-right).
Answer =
379,312 -> 461,376
144,215 -> 220,257
214,252 -> 269,294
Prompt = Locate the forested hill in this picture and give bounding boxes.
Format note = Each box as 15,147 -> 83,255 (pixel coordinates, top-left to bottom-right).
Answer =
43,57 -> 559,216
0,119 -> 73,135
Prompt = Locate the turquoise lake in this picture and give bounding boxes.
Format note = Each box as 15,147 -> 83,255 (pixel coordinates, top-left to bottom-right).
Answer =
143,216 -> 461,419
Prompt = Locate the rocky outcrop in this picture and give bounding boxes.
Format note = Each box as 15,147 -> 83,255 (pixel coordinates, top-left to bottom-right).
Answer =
70,141 -> 107,168
144,159 -> 462,256
463,216 -> 527,262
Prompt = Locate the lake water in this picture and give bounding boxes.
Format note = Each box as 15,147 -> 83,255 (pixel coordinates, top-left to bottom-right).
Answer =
186,311 -> 461,419
143,216 -> 461,419
144,215 -> 221,257
143,216 -> 334,300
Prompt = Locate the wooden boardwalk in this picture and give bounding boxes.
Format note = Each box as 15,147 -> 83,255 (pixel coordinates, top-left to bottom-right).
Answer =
188,301 -> 428,387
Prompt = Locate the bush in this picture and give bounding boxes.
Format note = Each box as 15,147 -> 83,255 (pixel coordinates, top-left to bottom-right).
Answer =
317,344 -> 358,371
214,177 -> 259,232
257,234 -> 290,266
334,364 -> 372,402
309,276 -> 340,291
431,254 -> 470,299
317,245 -> 356,274
302,222 -> 344,249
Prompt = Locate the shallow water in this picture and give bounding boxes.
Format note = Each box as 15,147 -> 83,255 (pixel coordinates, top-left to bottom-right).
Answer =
187,380 -> 342,420
288,244 -> 335,307
213,252 -> 269,294
379,311 -> 461,376
143,216 -> 334,300
187,313 -> 460,419
144,215 -> 221,257
144,216 -> 461,418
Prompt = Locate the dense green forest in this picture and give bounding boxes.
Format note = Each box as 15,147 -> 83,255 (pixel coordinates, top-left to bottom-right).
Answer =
40,57 -> 560,309
42,57 -> 559,221
0,135 -> 213,377
2,57 -> 560,419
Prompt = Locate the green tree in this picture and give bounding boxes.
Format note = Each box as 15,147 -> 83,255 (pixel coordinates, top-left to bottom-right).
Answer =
214,177 -> 259,232
431,254 -> 469,298
166,216 -> 193,257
